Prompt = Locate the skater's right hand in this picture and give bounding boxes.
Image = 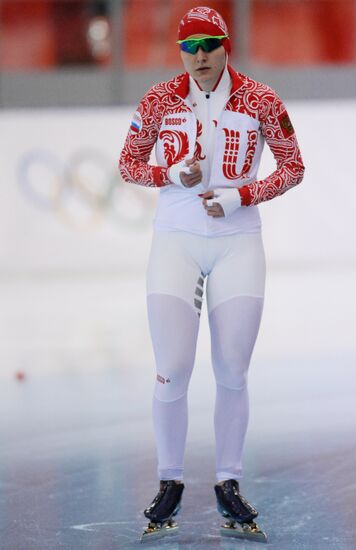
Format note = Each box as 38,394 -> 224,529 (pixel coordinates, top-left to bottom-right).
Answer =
179,158 -> 202,188
168,158 -> 202,188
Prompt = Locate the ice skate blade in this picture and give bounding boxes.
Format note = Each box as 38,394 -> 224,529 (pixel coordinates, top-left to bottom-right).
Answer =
220,520 -> 267,543
141,520 -> 179,543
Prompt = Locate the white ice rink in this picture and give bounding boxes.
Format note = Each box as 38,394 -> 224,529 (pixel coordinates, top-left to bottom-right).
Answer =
1,101 -> 356,549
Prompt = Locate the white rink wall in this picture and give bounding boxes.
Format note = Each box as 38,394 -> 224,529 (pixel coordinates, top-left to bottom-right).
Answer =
0,101 -> 355,379
1,101 -> 355,272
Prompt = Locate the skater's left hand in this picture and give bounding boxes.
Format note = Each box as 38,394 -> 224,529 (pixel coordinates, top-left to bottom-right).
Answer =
200,188 -> 242,218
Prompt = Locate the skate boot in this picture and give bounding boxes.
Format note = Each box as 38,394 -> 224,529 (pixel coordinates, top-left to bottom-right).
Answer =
215,479 -> 267,543
141,480 -> 184,542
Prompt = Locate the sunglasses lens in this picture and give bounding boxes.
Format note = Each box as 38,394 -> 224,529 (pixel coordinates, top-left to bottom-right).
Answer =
203,38 -> 222,52
180,41 -> 199,54
180,37 -> 223,54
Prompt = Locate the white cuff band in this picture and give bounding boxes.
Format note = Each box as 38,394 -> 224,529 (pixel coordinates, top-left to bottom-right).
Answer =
207,188 -> 242,217
168,160 -> 192,187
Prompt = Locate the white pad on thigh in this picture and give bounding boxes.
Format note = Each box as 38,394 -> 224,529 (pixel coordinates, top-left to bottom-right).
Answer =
206,232 -> 266,315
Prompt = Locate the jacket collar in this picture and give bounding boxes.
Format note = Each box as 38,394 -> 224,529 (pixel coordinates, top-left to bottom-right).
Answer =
174,72 -> 190,99
174,64 -> 244,100
227,64 -> 245,95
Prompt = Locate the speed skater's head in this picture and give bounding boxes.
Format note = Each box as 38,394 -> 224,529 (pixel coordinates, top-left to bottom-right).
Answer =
177,7 -> 230,91
177,6 -> 231,54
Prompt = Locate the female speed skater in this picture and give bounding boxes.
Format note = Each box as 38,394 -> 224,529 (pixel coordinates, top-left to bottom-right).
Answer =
119,5 -> 305,543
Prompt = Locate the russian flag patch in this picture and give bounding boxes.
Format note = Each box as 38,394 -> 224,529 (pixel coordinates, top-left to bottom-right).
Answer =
130,111 -> 142,134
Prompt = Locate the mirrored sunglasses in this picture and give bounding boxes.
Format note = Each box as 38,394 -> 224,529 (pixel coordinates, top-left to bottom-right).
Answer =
177,35 -> 228,54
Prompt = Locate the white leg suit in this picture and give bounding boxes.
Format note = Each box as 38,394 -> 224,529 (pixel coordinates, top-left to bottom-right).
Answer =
147,230 -> 265,481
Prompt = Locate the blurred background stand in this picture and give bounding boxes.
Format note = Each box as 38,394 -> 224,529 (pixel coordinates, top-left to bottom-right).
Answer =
0,0 -> 356,107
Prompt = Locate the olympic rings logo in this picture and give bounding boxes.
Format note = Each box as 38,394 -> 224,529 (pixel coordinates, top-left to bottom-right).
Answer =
17,149 -> 156,231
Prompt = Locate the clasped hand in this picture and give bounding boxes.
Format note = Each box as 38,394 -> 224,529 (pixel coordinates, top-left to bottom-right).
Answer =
168,158 -> 241,218
177,159 -> 223,216
179,158 -> 202,188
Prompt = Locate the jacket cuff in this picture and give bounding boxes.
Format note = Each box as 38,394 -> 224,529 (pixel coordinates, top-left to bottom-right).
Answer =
153,167 -> 171,187
238,186 -> 252,206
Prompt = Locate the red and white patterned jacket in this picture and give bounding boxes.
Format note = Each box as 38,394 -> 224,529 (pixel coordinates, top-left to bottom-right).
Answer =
119,65 -> 305,207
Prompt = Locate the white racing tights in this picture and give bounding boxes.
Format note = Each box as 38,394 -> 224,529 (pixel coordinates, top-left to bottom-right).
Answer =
146,231 -> 266,482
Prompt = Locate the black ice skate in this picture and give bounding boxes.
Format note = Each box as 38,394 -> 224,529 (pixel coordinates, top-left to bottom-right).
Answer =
215,479 -> 267,543
141,480 -> 185,542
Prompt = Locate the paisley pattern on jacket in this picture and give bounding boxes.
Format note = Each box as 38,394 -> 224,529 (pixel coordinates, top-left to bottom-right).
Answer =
119,66 -> 305,206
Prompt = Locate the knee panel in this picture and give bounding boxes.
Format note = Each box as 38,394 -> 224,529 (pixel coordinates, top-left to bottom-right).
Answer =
154,363 -> 191,402
209,296 -> 264,391
212,353 -> 249,390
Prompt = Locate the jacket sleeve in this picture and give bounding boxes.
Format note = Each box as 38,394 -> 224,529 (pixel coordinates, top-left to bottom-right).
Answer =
238,91 -> 305,206
119,88 -> 172,188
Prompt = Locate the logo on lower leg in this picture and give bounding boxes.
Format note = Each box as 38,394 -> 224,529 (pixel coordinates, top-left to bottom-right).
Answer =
157,374 -> 171,384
